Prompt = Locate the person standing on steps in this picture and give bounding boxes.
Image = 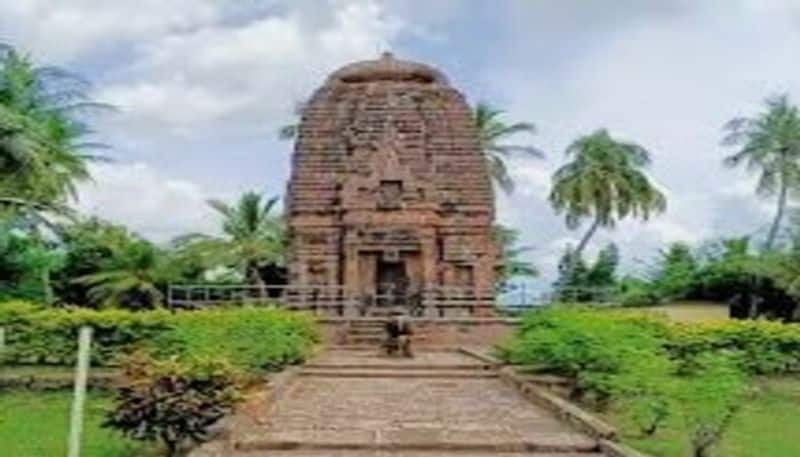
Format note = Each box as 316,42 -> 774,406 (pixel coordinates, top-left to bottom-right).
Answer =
385,312 -> 413,357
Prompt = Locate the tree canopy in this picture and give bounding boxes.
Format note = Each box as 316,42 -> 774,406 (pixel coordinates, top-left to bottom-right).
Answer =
550,129 -> 667,256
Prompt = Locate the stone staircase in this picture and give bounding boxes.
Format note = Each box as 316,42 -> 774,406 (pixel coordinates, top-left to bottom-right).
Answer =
193,350 -> 611,456
343,319 -> 388,347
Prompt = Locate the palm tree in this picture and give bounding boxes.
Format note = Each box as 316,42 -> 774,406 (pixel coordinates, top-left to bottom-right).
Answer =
722,94 -> 800,250
473,103 -> 543,194
0,44 -> 110,213
492,224 -> 537,292
76,240 -> 172,309
549,129 -> 667,256
0,44 -> 109,303
174,192 -> 284,285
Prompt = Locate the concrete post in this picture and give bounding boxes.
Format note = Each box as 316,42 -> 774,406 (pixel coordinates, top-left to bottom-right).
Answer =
68,326 -> 93,457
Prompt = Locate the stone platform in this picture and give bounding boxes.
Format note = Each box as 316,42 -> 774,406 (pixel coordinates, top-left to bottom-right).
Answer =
192,349 -> 611,456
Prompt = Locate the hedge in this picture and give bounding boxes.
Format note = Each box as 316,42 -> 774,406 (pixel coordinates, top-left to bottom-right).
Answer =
666,320 -> 800,374
499,306 -> 800,379
0,301 -> 318,370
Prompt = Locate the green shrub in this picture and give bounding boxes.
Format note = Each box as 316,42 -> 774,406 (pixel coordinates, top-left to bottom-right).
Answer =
0,301 -> 171,365
498,307 -> 795,452
104,353 -> 242,457
0,302 -> 318,370
675,353 -> 746,457
666,320 -> 800,375
499,307 -> 672,404
165,307 -> 318,370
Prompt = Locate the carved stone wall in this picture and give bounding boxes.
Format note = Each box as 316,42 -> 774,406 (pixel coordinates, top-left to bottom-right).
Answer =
286,53 -> 496,306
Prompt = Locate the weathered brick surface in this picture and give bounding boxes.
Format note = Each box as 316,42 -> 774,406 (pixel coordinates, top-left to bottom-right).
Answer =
286,53 -> 496,310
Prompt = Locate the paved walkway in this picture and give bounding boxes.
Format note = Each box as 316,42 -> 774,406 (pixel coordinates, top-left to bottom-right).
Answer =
193,349 -> 606,456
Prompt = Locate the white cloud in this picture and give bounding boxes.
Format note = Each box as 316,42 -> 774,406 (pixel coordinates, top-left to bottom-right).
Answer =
5,1 -> 800,286
98,0 -> 403,135
0,0 -> 221,62
75,163 -> 222,243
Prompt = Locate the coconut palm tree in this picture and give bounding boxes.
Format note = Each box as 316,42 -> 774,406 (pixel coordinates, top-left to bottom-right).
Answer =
549,129 -> 667,256
75,240 -> 173,309
0,44 -> 109,303
722,94 -> 800,250
0,43 -> 110,213
473,103 -> 543,194
174,191 -> 284,285
492,224 -> 537,292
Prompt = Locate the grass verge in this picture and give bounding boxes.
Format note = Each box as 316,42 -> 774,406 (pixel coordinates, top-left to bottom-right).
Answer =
609,377 -> 800,457
0,389 -> 158,457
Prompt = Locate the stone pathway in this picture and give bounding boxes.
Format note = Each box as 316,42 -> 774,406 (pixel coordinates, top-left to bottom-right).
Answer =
193,349 -> 607,456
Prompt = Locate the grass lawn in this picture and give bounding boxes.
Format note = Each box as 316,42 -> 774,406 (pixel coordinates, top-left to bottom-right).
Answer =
629,300 -> 730,322
0,389 -> 158,457
611,377 -> 800,457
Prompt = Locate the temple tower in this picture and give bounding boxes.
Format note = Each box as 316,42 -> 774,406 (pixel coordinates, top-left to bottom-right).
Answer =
285,53 -> 496,312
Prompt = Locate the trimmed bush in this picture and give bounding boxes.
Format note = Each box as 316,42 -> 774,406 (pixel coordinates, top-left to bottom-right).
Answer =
498,306 -> 798,443
666,320 -> 800,375
165,307 -> 318,370
0,301 -> 318,370
499,307 -> 673,405
500,307 -> 800,379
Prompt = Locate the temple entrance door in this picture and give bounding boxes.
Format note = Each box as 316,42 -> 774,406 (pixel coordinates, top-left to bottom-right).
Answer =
376,260 -> 408,307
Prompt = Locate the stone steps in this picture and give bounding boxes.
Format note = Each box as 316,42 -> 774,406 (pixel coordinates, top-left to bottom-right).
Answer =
231,452 -> 604,457
235,430 -> 600,453
191,350 -> 612,457
347,335 -> 386,345
305,363 -> 490,370
298,368 -> 499,379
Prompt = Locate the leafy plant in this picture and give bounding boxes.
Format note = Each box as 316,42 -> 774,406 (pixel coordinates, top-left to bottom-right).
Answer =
104,353 -> 243,456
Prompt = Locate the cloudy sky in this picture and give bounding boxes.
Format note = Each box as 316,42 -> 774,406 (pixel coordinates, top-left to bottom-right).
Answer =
3,0 -> 800,287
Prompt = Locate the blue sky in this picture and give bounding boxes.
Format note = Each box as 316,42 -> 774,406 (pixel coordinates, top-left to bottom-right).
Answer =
3,1 -> 800,286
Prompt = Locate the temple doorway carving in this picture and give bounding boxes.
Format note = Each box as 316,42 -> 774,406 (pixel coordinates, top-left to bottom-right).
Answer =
375,259 -> 407,306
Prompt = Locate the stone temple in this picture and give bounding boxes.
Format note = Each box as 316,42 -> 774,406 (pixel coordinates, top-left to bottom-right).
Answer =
285,53 -> 496,315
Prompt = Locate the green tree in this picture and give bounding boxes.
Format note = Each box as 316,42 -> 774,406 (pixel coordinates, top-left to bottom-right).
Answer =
473,103 -> 543,194
586,242 -> 619,289
0,44 -> 109,213
722,94 -> 800,250
649,242 -> 698,300
51,217 -> 142,306
492,224 -> 538,291
0,220 -> 63,301
75,239 -> 176,309
549,129 -> 666,256
175,191 -> 284,286
554,243 -> 619,302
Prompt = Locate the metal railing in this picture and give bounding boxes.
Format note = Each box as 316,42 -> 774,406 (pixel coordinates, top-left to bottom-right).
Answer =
167,284 -> 498,317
